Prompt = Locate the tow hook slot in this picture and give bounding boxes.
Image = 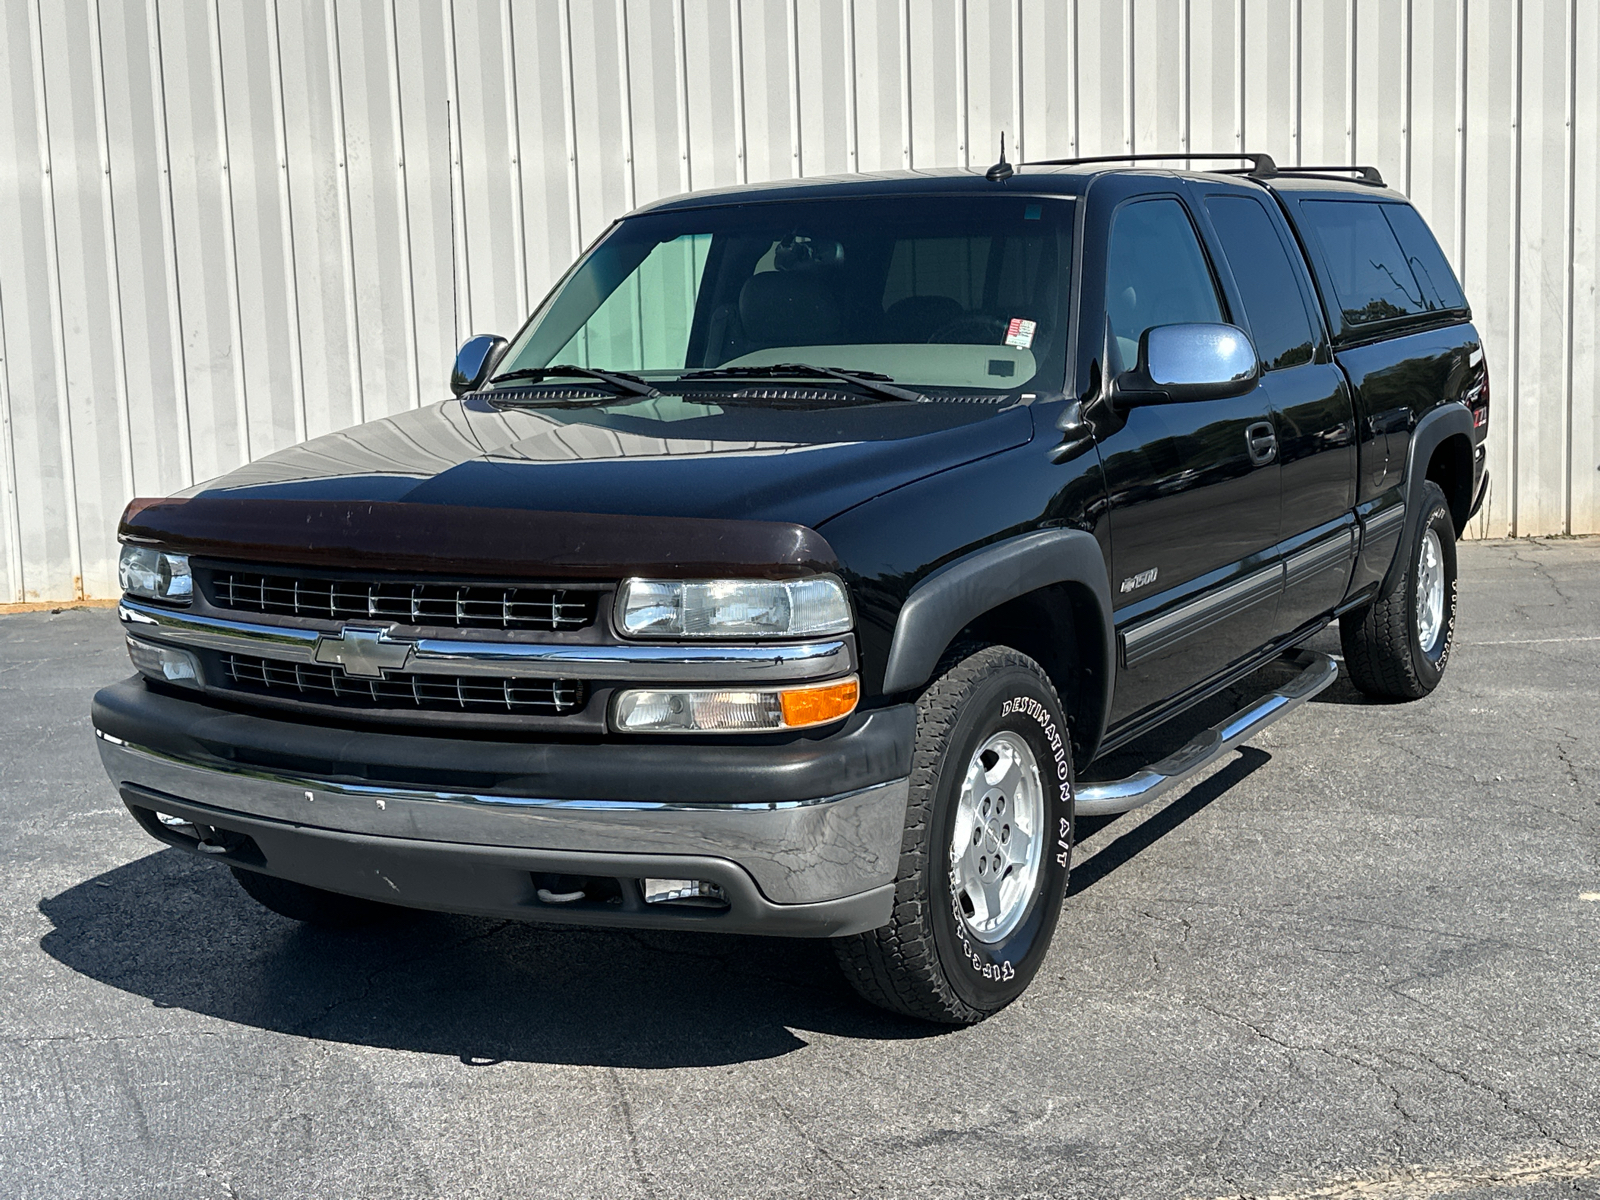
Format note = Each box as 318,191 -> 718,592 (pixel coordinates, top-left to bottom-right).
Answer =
130,802 -> 262,863
529,873 -> 732,914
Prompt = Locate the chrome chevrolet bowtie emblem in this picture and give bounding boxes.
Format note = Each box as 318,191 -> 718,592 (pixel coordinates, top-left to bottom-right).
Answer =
312,626 -> 414,677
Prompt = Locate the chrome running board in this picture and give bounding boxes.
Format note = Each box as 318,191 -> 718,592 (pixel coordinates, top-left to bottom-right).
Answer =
1075,649 -> 1338,818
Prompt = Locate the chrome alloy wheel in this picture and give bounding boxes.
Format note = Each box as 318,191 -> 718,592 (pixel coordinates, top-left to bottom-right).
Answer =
949,731 -> 1045,944
1416,527 -> 1446,653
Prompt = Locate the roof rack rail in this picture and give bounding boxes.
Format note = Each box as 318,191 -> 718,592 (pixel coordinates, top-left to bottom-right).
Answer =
1018,152 -> 1388,188
1022,151 -> 1280,178
1266,163 -> 1386,186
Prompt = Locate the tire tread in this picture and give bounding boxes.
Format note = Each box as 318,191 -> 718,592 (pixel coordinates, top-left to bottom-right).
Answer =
1340,481 -> 1453,701
833,643 -> 1066,1024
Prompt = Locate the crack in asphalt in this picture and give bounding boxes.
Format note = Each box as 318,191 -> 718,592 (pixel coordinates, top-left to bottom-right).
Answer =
1396,1050 -> 1581,1151
1507,543 -> 1578,608
1194,1002 -> 1583,1159
607,1066 -> 658,1200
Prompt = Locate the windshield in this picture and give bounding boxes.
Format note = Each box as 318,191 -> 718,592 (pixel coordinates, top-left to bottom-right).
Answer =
494,195 -> 1074,395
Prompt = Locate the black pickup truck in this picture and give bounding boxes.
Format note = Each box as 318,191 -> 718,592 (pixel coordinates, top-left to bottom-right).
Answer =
95,153 -> 1489,1024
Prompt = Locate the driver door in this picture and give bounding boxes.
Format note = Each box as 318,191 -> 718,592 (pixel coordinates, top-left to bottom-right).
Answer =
1094,195 -> 1283,731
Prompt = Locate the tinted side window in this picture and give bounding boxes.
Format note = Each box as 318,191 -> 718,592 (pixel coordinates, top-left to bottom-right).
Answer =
1105,198 -> 1224,372
1205,196 -> 1317,371
1300,199 -> 1428,328
1382,203 -> 1467,311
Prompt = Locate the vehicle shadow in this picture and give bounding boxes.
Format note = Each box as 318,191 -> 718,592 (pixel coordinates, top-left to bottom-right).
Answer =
38,848 -> 938,1069
1070,746 -> 1270,895
42,665 -> 1291,1067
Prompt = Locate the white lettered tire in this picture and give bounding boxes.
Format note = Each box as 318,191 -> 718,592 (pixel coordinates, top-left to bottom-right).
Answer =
834,644 -> 1074,1024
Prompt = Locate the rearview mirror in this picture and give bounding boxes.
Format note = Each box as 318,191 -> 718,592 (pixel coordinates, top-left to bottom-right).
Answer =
1114,322 -> 1259,405
450,334 -> 508,396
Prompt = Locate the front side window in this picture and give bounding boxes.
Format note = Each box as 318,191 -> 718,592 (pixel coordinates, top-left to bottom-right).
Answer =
1205,195 -> 1317,372
496,195 -> 1074,394
1104,198 -> 1224,374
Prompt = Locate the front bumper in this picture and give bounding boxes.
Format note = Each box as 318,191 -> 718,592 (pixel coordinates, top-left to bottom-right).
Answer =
92,678 -> 914,937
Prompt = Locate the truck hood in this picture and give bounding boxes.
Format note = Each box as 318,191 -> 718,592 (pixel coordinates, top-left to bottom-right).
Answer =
185,393 -> 1035,528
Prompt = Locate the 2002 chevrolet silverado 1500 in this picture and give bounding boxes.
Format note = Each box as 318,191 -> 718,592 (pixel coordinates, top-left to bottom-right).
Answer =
94,152 -> 1488,1023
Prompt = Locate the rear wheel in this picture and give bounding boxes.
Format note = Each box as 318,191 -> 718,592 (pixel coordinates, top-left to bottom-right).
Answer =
834,644 -> 1074,1024
230,867 -> 400,928
1341,480 -> 1458,700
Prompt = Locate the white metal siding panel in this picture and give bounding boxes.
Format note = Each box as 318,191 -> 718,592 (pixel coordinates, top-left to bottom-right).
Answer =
505,0 -> 576,315
1407,0 -> 1461,254
1511,0 -> 1569,537
1130,0 -> 1183,158
1188,0 -> 1239,157
0,0 -> 1594,603
1242,0 -> 1294,165
1353,0 -> 1407,185
1464,0 -> 1519,538
1574,0 -> 1598,536
1298,0 -> 1351,166
1,0 -> 76,601
1074,0 -> 1126,157
37,0 -> 124,599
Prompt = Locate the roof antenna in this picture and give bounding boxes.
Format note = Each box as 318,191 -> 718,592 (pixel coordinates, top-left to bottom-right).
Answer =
985,132 -> 1014,182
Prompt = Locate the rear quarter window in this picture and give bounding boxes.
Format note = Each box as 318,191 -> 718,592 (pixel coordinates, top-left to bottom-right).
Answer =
1382,203 -> 1467,311
1299,199 -> 1466,334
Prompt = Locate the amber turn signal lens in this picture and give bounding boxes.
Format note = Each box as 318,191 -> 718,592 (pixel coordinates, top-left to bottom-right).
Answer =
779,678 -> 860,728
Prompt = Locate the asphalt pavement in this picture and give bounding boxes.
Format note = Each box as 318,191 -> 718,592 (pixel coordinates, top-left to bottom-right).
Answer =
2,538 -> 1597,1200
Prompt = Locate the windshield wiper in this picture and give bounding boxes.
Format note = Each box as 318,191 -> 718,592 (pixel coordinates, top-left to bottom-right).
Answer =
489,364 -> 659,398
677,364 -> 924,403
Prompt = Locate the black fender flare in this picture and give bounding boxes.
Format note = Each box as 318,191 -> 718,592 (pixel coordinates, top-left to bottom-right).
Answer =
1382,401 -> 1474,595
880,528 -> 1115,749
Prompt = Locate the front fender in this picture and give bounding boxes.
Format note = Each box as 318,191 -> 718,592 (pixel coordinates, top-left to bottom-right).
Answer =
881,528 -> 1115,748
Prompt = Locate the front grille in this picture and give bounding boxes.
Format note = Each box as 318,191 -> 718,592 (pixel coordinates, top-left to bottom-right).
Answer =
206,570 -> 595,632
219,653 -> 585,715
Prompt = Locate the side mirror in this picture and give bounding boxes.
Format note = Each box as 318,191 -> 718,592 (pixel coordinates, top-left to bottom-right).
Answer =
450,334 -> 508,396
1113,323 -> 1259,405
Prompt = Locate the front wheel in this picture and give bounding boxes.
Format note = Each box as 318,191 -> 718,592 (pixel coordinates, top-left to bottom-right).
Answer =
1341,480 -> 1458,700
834,644 -> 1074,1024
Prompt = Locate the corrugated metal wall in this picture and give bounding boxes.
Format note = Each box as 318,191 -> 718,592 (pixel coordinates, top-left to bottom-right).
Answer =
0,0 -> 1594,602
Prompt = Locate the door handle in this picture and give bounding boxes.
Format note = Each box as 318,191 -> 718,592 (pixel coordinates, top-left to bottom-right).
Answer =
1245,420 -> 1278,465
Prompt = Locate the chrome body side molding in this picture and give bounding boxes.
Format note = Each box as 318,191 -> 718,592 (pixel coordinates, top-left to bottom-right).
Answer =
1284,527 -> 1355,588
1120,562 -> 1285,669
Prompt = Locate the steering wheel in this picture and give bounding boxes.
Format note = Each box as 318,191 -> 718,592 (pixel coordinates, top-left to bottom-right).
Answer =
927,314 -> 1013,345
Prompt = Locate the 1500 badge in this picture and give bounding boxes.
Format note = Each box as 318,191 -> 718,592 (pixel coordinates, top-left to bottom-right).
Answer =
1120,567 -> 1159,594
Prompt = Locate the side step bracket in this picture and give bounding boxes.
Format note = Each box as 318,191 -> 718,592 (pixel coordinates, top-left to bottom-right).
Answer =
1075,649 -> 1338,818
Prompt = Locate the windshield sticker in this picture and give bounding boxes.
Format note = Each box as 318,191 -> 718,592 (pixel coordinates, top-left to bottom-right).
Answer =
1004,318 -> 1036,349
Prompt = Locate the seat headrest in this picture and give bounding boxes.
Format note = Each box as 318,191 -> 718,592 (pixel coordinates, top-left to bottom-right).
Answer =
739,271 -> 841,346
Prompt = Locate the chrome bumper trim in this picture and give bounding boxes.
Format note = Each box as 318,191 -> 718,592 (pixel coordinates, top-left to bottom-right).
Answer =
95,732 -> 909,906
118,599 -> 855,683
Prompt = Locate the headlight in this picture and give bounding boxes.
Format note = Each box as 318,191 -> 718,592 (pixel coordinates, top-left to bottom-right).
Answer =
119,545 -> 192,604
613,677 -> 859,734
616,576 -> 851,639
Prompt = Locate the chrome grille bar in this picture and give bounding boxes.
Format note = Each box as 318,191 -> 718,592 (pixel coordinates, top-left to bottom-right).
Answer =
204,567 -> 596,633
219,652 -> 585,715
120,599 -> 855,684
